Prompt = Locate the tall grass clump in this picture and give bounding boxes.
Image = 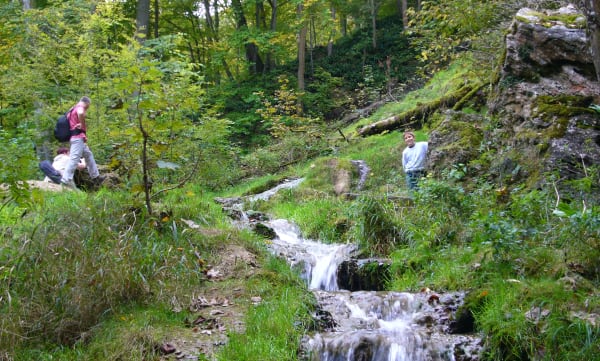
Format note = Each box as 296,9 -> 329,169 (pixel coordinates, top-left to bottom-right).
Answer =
267,195 -> 348,243
551,206 -> 600,281
347,195 -> 411,255
0,187 -> 231,355
476,278 -> 599,361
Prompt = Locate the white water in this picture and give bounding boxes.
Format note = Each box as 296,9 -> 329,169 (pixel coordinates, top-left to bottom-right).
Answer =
267,219 -> 355,291
266,217 -> 478,361
247,178 -> 305,202
305,291 -> 452,361
230,178 -> 480,361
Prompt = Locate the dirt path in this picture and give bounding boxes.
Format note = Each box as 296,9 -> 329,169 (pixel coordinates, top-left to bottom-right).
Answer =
159,244 -> 261,360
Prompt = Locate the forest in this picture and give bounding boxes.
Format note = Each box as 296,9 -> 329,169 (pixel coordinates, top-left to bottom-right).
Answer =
1,0 -> 599,360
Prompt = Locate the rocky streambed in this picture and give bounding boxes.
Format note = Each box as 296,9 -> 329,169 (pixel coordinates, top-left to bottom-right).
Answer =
216,178 -> 482,361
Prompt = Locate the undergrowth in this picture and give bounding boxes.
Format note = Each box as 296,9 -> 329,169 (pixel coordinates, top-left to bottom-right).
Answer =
1,46 -> 598,361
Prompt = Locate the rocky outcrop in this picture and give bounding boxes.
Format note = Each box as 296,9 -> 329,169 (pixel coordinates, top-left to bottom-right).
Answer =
502,6 -> 591,80
337,258 -> 390,291
488,5 -> 600,200
428,111 -> 485,177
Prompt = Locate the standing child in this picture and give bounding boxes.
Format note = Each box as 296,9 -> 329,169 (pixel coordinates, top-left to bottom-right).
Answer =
402,131 -> 428,191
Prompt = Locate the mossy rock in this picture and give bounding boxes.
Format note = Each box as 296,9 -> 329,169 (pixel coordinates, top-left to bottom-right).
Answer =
515,8 -> 586,29
429,112 -> 484,175
532,95 -> 595,139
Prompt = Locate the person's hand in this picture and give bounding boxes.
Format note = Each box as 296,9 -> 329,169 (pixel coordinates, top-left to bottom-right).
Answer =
74,123 -> 82,129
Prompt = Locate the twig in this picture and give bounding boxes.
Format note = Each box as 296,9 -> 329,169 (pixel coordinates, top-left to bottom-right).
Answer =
553,181 -> 560,209
151,154 -> 201,200
579,154 -> 588,214
337,128 -> 349,143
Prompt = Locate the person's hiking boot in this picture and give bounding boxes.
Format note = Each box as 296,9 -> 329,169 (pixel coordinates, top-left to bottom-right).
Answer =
60,179 -> 78,190
92,174 -> 106,186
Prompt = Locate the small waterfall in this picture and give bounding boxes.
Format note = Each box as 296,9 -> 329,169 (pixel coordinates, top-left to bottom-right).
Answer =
267,219 -> 356,291
304,291 -> 478,361
350,160 -> 370,190
217,177 -> 481,361
266,217 -> 480,361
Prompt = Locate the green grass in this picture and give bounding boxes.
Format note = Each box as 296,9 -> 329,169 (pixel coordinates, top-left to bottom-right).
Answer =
11,305 -> 188,361
215,257 -> 313,361
346,55 -> 479,131
2,50 -> 599,361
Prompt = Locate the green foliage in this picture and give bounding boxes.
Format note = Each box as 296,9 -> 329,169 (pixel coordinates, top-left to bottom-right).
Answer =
0,128 -> 37,205
0,2 -> 598,360
312,15 -> 418,91
240,130 -> 329,179
476,279 -> 599,361
0,187 -> 232,355
256,76 -> 321,139
303,67 -> 345,119
206,76 -> 280,149
407,0 -> 511,74
268,196 -> 348,243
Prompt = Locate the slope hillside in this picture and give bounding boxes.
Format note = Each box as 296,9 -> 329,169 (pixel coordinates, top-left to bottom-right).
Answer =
0,4 -> 598,361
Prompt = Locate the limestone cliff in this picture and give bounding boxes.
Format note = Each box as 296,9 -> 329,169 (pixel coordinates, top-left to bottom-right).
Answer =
431,5 -> 600,202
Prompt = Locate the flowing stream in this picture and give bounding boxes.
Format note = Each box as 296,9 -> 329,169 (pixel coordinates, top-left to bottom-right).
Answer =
220,178 -> 481,361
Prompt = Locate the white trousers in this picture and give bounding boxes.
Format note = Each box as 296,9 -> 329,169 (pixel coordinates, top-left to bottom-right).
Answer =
61,138 -> 99,182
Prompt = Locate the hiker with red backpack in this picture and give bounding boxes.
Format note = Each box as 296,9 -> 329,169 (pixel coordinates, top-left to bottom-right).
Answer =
59,96 -> 105,189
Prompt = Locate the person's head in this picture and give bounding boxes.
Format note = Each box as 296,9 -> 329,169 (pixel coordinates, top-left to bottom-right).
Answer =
79,96 -> 91,109
403,131 -> 415,147
57,147 -> 69,155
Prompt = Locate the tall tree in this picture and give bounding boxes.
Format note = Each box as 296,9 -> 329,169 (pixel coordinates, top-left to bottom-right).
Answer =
297,2 -> 307,91
231,0 -> 264,74
399,0 -> 407,28
136,0 -> 150,42
266,0 -> 278,69
327,5 -> 335,56
153,0 -> 159,38
369,0 -> 378,48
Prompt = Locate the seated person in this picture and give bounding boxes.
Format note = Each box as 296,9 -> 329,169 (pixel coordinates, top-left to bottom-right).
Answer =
40,147 -> 86,184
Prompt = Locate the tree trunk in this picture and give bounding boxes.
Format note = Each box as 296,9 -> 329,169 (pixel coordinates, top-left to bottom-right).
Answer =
256,1 -> 267,29
370,0 -> 377,49
203,0 -> 214,36
256,1 -> 268,72
310,17 -> 315,76
267,0 -> 277,69
357,83 -> 478,136
297,3 -> 307,91
231,0 -> 264,74
327,6 -> 335,56
582,0 -> 600,80
269,0 -> 277,31
153,0 -> 159,38
213,0 -> 219,30
136,0 -> 150,42
401,0 -> 408,28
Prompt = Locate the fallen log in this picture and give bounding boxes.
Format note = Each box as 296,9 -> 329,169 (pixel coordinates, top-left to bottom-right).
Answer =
356,83 -> 478,137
